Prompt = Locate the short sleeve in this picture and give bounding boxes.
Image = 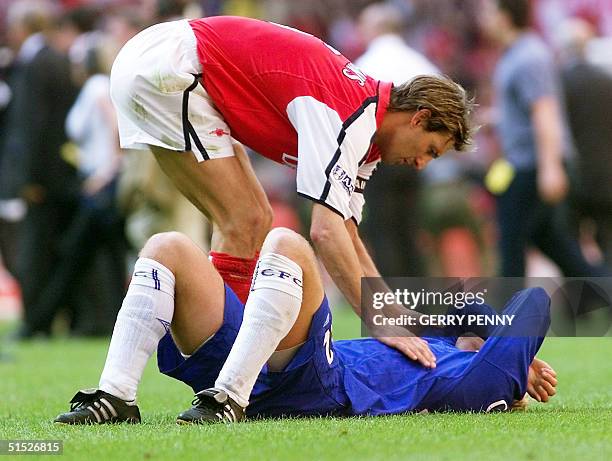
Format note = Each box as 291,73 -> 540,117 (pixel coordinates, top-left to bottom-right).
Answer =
349,160 -> 380,224
287,96 -> 377,220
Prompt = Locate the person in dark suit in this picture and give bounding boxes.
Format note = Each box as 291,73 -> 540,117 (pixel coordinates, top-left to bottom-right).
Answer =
560,18 -> 612,267
0,1 -> 80,337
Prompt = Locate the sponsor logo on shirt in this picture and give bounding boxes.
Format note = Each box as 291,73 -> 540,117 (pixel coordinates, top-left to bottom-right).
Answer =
332,165 -> 354,195
355,176 -> 368,194
281,153 -> 298,169
342,63 -> 367,86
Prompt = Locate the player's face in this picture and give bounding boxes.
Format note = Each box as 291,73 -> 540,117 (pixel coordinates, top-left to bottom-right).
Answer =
378,111 -> 453,170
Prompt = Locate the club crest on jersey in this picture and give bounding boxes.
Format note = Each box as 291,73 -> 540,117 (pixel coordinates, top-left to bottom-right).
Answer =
209,128 -> 230,137
342,63 -> 367,86
331,165 -> 354,195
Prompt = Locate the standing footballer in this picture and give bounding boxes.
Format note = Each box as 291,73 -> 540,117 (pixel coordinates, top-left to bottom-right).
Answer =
110,16 -> 474,365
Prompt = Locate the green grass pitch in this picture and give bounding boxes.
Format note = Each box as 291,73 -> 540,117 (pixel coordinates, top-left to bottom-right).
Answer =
1,308 -> 611,461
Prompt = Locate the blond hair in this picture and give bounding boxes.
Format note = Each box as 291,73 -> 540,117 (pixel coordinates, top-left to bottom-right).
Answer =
389,75 -> 475,151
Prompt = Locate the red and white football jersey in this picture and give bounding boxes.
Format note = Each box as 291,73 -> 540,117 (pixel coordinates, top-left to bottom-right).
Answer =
189,16 -> 393,223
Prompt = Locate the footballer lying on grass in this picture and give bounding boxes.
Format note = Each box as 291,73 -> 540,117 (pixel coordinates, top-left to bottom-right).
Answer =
55,228 -> 556,424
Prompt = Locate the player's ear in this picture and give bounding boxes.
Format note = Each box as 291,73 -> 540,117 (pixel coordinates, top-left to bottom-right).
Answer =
411,108 -> 431,127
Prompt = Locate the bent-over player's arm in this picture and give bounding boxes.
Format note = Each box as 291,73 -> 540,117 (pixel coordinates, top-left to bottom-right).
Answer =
310,204 -> 366,312
344,217 -> 429,328
288,95 -> 435,366
345,218 -> 380,277
311,204 -> 436,368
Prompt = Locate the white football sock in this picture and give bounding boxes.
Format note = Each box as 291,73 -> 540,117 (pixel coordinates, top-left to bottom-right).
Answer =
99,258 -> 175,401
215,253 -> 303,407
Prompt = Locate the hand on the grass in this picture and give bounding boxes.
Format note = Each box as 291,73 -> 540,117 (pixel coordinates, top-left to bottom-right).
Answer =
527,358 -> 557,403
378,334 -> 437,369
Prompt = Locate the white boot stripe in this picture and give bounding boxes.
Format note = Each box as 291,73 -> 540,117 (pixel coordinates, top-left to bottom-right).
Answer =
87,406 -> 101,423
100,398 -> 118,417
98,405 -> 109,420
99,399 -> 115,417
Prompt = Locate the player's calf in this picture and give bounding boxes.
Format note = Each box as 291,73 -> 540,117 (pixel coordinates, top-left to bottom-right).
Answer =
53,252 -> 175,425
53,233 -> 184,425
176,229 -> 319,424
209,210 -> 272,303
262,228 -> 325,350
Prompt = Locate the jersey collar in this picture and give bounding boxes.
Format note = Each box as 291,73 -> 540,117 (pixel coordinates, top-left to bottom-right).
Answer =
364,80 -> 392,164
376,81 -> 392,130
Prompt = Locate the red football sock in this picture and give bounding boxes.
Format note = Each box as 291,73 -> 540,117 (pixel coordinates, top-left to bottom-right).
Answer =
209,251 -> 259,304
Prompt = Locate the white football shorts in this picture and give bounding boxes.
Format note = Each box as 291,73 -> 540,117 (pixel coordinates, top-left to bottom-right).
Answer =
110,19 -> 237,162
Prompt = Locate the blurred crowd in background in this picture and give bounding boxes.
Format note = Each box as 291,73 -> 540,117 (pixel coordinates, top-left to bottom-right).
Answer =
0,0 -> 611,338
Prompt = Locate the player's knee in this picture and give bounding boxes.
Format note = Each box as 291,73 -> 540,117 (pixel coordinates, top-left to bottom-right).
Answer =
524,287 -> 551,317
140,231 -> 194,269
262,227 -> 312,264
